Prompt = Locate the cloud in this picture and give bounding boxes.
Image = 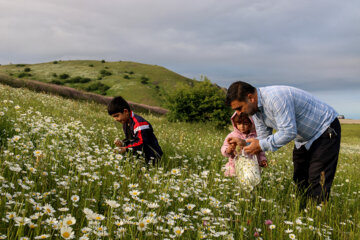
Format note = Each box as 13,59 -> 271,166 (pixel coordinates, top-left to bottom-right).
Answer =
1,0 -> 359,93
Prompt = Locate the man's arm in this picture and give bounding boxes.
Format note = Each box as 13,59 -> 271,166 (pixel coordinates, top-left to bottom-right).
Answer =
258,95 -> 297,152
252,116 -> 273,140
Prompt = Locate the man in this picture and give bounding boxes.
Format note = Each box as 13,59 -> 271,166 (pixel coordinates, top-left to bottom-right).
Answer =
226,81 -> 341,203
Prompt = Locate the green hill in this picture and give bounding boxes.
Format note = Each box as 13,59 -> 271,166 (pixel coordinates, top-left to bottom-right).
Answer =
0,60 -> 196,107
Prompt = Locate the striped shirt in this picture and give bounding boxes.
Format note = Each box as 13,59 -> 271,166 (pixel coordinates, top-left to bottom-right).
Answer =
252,86 -> 338,151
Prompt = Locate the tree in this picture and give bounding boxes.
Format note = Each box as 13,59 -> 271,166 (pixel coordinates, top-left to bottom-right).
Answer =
166,77 -> 231,128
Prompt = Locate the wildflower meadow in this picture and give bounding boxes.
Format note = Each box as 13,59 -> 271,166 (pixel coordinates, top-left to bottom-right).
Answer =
0,84 -> 359,239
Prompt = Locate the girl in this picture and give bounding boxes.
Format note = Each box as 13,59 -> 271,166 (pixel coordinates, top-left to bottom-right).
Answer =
221,113 -> 267,177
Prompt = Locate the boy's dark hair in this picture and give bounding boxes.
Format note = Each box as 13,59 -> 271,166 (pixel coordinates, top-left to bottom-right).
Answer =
226,81 -> 256,106
107,96 -> 131,115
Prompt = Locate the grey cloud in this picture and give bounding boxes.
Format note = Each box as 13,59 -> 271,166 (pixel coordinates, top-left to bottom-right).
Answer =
1,0 -> 359,93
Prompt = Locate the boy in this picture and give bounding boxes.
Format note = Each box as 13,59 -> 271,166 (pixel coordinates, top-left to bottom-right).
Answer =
108,96 -> 163,165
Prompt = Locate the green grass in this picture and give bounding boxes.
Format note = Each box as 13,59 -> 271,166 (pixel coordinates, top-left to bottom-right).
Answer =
0,60 -> 196,107
0,84 -> 359,239
341,124 -> 360,144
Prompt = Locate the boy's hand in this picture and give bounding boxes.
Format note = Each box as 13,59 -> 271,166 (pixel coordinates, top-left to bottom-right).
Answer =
259,160 -> 268,168
114,138 -> 123,147
114,147 -> 127,154
243,138 -> 262,155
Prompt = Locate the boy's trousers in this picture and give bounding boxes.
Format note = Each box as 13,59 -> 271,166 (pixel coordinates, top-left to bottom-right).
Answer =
292,118 -> 341,203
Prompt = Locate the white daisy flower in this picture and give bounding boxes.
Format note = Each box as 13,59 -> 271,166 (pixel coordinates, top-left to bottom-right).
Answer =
186,204 -> 196,210
34,235 -> 50,239
289,233 -> 296,239
71,195 -> 80,202
33,150 -> 43,157
173,226 -> 184,236
43,204 -> 55,215
137,219 -> 147,231
200,208 -> 212,215
61,226 -> 75,239
63,216 -> 76,226
129,190 -> 142,197
105,200 -> 120,208
147,202 -> 160,209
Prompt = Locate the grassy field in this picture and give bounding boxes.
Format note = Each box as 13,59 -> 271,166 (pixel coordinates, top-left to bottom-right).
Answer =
0,60 -> 196,107
0,84 -> 359,239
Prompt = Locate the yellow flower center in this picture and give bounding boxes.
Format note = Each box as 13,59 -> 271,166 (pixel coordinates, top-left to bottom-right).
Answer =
66,220 -> 73,225
62,232 -> 70,238
176,230 -> 181,235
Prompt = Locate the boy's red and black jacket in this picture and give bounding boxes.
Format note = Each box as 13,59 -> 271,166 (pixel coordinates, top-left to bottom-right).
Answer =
122,111 -> 163,163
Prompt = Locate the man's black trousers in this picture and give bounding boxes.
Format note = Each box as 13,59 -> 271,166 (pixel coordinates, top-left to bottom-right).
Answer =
292,118 -> 341,203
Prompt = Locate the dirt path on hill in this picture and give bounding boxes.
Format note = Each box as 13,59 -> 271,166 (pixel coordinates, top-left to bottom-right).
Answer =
339,119 -> 360,124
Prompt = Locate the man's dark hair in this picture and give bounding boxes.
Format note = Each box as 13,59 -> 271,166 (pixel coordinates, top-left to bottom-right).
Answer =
107,96 -> 131,115
225,81 -> 256,106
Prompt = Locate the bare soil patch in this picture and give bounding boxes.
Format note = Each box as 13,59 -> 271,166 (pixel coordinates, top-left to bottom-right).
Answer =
339,119 -> 360,124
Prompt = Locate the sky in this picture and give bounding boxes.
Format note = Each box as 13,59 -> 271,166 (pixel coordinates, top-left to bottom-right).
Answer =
1,0 -> 359,118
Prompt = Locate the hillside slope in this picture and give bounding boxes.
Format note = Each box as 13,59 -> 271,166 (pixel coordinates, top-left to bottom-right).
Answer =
0,60 -> 196,107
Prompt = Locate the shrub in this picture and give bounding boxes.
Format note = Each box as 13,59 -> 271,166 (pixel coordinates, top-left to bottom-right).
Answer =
52,73 -> 57,77
59,73 -> 70,79
53,61 -> 58,64
100,70 -> 112,77
18,72 -> 31,78
50,80 -> 64,85
65,76 -> 91,84
16,64 -> 26,67
18,73 -> 25,78
129,71 -> 134,75
88,64 -> 94,67
80,77 -> 91,83
101,60 -> 106,63
166,77 -> 232,128
85,82 -> 110,95
141,76 -> 149,84
24,67 -> 31,72
124,75 -> 130,79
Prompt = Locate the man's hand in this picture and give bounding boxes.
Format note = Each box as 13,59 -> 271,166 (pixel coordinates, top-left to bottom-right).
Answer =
243,138 -> 262,155
114,147 -> 127,154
